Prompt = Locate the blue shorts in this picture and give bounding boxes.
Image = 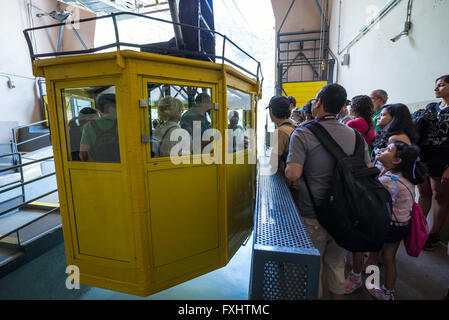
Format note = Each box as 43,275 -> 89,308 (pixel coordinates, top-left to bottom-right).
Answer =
384,223 -> 410,245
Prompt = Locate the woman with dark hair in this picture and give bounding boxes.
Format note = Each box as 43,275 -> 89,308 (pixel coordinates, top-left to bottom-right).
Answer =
346,95 -> 376,146
414,74 -> 449,250
371,103 -> 417,158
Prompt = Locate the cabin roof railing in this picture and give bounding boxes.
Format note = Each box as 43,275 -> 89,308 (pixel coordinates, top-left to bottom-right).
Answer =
23,12 -> 263,87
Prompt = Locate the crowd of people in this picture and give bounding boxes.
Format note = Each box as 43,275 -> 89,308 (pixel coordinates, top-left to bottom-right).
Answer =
268,74 -> 449,300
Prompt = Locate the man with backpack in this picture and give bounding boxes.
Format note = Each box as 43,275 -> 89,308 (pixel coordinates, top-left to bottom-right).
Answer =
285,84 -> 391,299
266,95 -> 296,175
80,93 -> 120,163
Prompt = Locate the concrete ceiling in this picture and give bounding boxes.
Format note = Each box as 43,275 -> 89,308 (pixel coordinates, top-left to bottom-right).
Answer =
271,0 -> 329,34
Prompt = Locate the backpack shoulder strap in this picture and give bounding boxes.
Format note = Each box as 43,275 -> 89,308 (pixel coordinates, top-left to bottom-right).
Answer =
363,125 -> 370,137
90,120 -> 100,134
396,178 -> 415,201
304,121 -> 348,160
108,119 -> 118,133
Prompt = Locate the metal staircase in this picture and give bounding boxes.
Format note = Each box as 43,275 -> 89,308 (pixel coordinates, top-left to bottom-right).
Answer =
275,0 -> 335,95
0,123 -> 61,277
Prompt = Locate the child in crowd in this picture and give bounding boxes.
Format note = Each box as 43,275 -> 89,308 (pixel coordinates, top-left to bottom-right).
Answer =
353,142 -> 426,300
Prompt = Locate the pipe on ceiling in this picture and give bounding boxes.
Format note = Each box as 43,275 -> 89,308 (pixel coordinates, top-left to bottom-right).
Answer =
338,0 -> 402,55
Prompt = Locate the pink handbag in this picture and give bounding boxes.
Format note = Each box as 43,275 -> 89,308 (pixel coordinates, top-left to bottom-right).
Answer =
404,202 -> 429,257
396,179 -> 429,257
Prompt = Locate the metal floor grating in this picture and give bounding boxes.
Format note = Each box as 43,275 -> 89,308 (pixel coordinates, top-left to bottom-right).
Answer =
255,174 -> 315,250
249,172 -> 320,300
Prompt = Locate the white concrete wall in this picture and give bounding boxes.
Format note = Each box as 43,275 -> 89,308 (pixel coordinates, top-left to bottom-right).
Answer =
0,0 -> 95,143
0,0 -> 49,142
328,0 -> 449,111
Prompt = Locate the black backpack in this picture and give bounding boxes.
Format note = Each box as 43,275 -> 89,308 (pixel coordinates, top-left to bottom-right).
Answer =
90,119 -> 120,163
303,122 -> 392,252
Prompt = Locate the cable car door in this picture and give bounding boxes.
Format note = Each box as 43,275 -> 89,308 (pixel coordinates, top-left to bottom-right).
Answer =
55,78 -> 137,285
142,79 -> 221,286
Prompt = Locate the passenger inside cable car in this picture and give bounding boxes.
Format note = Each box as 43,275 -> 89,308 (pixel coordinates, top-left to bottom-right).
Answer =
152,96 -> 184,158
68,107 -> 99,161
148,84 -> 214,157
228,110 -> 248,153
179,92 -> 213,153
79,93 -> 119,163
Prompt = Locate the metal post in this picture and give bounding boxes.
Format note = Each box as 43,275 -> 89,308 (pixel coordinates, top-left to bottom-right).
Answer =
278,0 -> 295,34
11,127 -> 25,204
57,23 -> 65,52
111,13 -> 120,51
197,0 -> 202,52
222,35 -> 226,64
314,0 -> 329,30
327,59 -> 335,84
69,24 -> 88,50
168,0 -> 185,49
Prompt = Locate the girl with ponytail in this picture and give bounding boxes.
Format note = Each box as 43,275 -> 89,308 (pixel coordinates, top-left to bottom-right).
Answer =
366,141 -> 426,300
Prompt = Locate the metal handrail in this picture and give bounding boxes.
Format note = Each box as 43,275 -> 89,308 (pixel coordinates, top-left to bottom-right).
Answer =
12,120 -> 50,151
0,189 -> 58,218
12,119 -> 49,131
0,172 -> 56,195
0,153 -> 18,159
0,150 -> 59,246
0,156 -> 53,174
0,207 -> 60,243
0,180 -> 23,189
15,133 -> 50,146
23,11 -> 262,85
0,119 -> 59,247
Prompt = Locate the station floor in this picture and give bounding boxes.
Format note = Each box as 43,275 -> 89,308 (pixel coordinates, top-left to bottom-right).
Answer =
0,230 -> 448,300
0,152 -> 448,300
0,233 -> 254,300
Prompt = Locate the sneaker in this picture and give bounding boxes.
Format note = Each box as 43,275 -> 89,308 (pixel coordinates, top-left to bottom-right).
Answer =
423,234 -> 440,251
368,285 -> 395,300
345,272 -> 362,294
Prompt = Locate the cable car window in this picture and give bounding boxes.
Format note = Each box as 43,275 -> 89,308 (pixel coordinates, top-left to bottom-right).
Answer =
227,87 -> 252,153
62,86 -> 120,163
147,83 -> 213,158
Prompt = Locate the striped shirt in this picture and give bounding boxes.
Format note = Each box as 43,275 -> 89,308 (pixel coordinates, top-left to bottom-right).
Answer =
379,171 -> 414,226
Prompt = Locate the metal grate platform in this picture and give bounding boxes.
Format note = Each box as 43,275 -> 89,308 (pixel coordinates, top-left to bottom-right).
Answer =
249,173 -> 320,300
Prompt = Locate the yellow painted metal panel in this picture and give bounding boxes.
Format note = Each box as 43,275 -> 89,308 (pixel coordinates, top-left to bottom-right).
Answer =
283,81 -> 327,108
120,62 -> 152,286
151,248 -> 221,286
226,162 -> 253,258
33,50 -> 261,296
225,73 -> 256,94
42,60 -> 123,80
136,60 -> 221,84
79,272 -> 150,297
148,165 -> 219,267
70,168 -> 132,262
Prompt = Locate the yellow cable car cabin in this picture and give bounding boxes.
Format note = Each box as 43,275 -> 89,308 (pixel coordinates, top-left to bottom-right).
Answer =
24,12 -> 262,296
